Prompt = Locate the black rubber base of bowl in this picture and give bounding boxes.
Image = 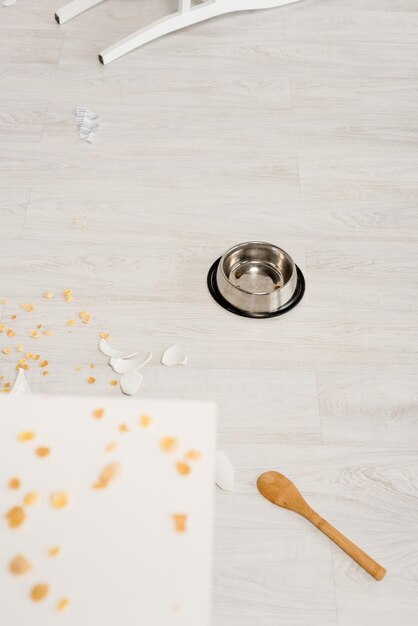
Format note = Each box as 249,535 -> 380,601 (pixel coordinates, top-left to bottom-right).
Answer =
207,258 -> 305,319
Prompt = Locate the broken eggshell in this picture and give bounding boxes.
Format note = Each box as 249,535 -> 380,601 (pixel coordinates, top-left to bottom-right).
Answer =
98,338 -> 138,359
161,345 -> 187,367
215,450 -> 234,491
120,370 -> 144,396
110,352 -> 152,374
10,368 -> 32,396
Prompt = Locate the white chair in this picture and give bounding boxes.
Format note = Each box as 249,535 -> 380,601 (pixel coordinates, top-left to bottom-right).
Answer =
55,0 -> 302,65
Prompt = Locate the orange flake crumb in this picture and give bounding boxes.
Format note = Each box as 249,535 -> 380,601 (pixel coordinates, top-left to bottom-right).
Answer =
18,431 -> 35,442
90,363 -> 96,369
87,376 -> 96,385
172,514 -> 187,533
0,324 -> 5,332
11,314 -> 17,320
8,477 -> 21,490
176,461 -> 191,476
67,320 -> 76,327
75,365 -> 82,372
1,297 -> 8,305
160,437 -> 178,453
139,415 -> 152,428
109,379 -> 118,386
16,344 -> 24,352
6,506 -> 26,528
40,360 -> 48,368
35,446 -> 50,458
105,441 -> 117,452
2,346 -> 12,355
33,354 -> 40,361
23,492 -> 39,506
42,371 -> 49,377
93,462 -> 122,489
7,329 -> 16,338
50,492 -> 69,509
185,450 -> 201,461
47,546 -> 61,557
43,329 -> 53,336
31,584 -> 49,602
93,408 -> 105,419
100,332 -> 110,339
79,310 -> 91,324
44,291 -> 53,300
56,597 -> 70,612
30,330 -> 40,339
119,423 -> 129,433
10,554 -> 32,575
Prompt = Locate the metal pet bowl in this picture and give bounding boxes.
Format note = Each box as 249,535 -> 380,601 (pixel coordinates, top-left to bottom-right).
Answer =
207,241 -> 305,319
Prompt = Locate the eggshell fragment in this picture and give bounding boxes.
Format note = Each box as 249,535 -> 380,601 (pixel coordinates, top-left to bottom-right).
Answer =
215,450 -> 234,491
161,345 -> 187,367
110,352 -> 152,374
98,338 -> 137,359
120,370 -> 144,396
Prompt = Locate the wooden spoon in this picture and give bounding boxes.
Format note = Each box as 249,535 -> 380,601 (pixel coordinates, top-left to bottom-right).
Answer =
257,471 -> 386,581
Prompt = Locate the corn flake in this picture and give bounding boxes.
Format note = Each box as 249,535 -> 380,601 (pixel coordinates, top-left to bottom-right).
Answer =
50,492 -> 69,509
160,437 -> 178,453
47,546 -> 61,557
10,554 -> 32,575
31,584 -> 49,602
30,330 -> 40,339
176,461 -> 191,476
8,477 -> 21,490
93,408 -> 105,419
18,431 -> 35,442
6,506 -> 26,528
87,376 -> 96,385
2,346 -> 12,355
79,310 -> 90,324
44,291 -> 53,300
7,330 -> 16,337
185,450 -> 201,461
140,415 -> 153,428
35,446 -> 50,458
172,514 -> 187,533
23,492 -> 39,506
93,462 -> 122,489
100,332 -> 110,339
56,598 -> 70,612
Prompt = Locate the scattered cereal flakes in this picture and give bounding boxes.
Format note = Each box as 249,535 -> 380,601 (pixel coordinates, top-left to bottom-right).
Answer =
185,450 -> 201,461
43,329 -> 53,336
109,379 -> 118,386
56,597 -> 70,612
7,329 -> 16,337
140,415 -> 152,428
18,431 -> 35,442
35,446 -> 50,458
87,376 -> 96,385
1,297 -> 8,305
160,437 -> 178,453
2,346 -> 12,355
79,311 -> 90,324
30,330 -> 40,339
16,344 -> 24,352
31,584 -> 49,602
176,461 -> 191,476
40,360 -> 48,368
93,462 -> 122,489
6,506 -> 26,528
100,332 -> 110,339
8,477 -> 21,490
172,514 -> 187,533
44,291 -> 53,300
47,546 -> 61,558
23,492 -> 39,506
67,320 -> 76,327
105,441 -> 117,453
10,554 -> 32,575
119,423 -> 129,433
93,408 -> 104,419
50,492 -> 69,509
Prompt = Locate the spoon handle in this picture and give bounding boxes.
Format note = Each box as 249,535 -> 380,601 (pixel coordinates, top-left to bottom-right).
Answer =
307,511 -> 386,581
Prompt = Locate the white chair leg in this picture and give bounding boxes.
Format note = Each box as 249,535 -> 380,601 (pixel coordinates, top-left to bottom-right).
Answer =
55,0 -> 106,25
98,0 -> 303,65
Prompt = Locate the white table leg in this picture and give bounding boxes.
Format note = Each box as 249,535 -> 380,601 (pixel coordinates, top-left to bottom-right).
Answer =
55,0 -> 106,25
98,0 -> 303,65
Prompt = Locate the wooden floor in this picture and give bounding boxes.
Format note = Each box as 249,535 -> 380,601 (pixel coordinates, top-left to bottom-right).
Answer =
1,0 -> 418,624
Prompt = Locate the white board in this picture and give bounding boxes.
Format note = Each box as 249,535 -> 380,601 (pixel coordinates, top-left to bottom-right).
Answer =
0,395 -> 216,625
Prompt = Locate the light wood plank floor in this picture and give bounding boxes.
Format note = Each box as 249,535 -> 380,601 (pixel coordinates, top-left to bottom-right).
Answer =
1,1 -> 417,624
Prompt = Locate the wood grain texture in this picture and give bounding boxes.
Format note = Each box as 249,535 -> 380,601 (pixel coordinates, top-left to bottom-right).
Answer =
1,0 -> 418,623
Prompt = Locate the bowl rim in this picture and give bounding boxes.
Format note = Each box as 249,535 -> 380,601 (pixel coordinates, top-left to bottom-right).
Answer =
218,241 -> 296,297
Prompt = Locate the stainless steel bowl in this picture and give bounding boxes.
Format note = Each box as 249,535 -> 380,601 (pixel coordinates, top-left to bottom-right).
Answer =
210,241 -> 302,317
